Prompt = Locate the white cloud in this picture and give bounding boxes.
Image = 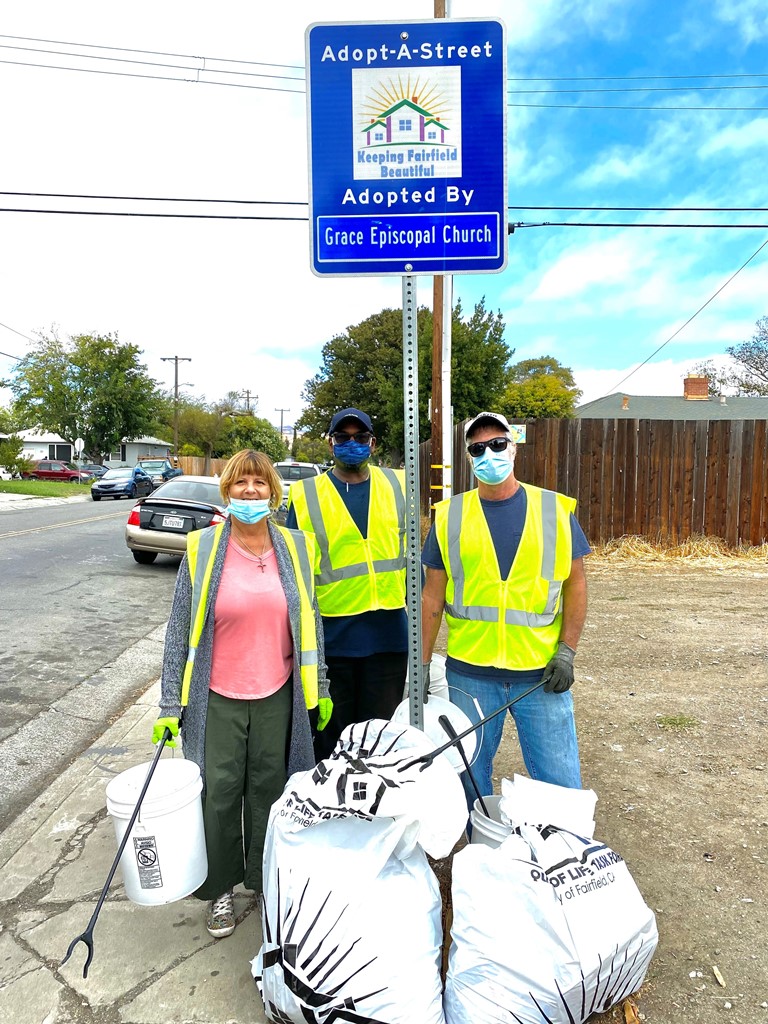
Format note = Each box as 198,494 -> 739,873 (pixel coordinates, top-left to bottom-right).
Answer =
698,117 -> 768,156
712,0 -> 768,43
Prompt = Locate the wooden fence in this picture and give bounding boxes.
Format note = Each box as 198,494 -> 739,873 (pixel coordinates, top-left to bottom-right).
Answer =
420,418 -> 768,547
177,456 -> 228,477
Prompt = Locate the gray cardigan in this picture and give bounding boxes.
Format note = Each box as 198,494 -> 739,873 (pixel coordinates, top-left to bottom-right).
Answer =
159,517 -> 328,788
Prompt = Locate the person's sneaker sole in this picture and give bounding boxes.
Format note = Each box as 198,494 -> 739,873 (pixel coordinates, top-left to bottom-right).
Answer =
206,921 -> 235,938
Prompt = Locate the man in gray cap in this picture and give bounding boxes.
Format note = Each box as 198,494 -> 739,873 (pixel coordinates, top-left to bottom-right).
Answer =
421,411 -> 590,813
286,408 -> 407,755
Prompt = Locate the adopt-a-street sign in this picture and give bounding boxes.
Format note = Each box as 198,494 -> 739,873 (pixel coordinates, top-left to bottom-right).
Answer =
306,19 -> 507,277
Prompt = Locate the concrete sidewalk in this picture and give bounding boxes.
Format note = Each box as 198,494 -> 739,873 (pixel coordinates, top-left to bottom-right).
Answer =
0,681 -> 269,1024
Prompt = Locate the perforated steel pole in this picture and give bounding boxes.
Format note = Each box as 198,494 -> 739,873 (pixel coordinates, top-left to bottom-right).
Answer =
402,275 -> 424,730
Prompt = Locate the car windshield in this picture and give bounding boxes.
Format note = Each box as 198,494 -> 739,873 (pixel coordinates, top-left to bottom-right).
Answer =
102,469 -> 133,479
140,461 -> 166,471
151,479 -> 222,504
275,465 -> 319,482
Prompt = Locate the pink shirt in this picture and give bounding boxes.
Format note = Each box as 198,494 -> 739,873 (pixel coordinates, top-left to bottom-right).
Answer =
208,537 -> 292,699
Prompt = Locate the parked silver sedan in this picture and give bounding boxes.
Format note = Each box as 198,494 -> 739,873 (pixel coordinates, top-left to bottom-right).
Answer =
125,475 -> 226,564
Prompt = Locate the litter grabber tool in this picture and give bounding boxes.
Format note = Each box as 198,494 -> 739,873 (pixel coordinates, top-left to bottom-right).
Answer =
399,678 -> 546,772
60,727 -> 173,978
438,713 -> 490,818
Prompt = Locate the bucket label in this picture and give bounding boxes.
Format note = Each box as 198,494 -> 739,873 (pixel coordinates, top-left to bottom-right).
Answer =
134,836 -> 163,889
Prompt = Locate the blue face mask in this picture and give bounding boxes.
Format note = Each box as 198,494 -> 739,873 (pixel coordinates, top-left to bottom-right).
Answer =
227,497 -> 271,525
471,448 -> 514,485
332,439 -> 372,467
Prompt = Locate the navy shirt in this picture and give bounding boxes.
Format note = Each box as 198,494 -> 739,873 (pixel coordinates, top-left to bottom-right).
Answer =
421,487 -> 590,681
285,472 -> 407,657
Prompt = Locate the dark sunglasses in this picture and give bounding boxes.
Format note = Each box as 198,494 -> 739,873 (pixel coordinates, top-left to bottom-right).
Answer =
331,431 -> 373,445
467,436 -> 512,458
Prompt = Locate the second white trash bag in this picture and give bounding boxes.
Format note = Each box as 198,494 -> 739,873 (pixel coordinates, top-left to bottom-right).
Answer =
253,719 -> 467,1024
445,781 -> 658,1024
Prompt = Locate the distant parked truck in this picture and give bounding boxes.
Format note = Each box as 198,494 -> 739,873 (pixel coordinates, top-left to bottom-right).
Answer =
136,456 -> 183,486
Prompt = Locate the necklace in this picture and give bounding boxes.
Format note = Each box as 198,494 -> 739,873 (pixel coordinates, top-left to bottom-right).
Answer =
234,530 -> 272,572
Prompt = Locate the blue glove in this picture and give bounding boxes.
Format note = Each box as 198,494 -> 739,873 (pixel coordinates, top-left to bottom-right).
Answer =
316,697 -> 333,731
541,642 -> 576,693
152,716 -> 180,747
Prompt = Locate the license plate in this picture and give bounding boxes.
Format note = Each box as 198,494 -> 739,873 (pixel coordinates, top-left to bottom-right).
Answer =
161,515 -> 185,529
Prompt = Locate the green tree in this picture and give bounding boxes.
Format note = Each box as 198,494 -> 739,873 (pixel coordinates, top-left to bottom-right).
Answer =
222,415 -> 286,462
8,331 -> 163,461
297,299 -> 512,459
503,355 -> 582,418
689,316 -> 768,397
0,404 -> 22,434
0,435 -> 28,476
293,436 -> 330,464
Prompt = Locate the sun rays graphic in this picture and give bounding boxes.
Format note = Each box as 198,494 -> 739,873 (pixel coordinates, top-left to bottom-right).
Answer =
358,75 -> 451,128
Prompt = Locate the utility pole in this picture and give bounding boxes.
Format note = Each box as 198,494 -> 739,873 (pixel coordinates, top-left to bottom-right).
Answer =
430,0 -> 451,518
239,389 -> 257,414
161,355 -> 191,458
275,407 -> 290,440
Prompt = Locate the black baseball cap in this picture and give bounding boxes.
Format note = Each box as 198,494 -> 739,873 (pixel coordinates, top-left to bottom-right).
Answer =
328,408 -> 374,434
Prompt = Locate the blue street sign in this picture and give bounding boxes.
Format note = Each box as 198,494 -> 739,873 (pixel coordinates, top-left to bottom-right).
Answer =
306,19 -> 507,277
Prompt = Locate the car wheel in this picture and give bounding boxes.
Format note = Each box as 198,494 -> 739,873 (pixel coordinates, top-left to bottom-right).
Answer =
132,550 -> 157,565
92,494 -> 101,501
129,484 -> 137,499
30,475 -> 39,480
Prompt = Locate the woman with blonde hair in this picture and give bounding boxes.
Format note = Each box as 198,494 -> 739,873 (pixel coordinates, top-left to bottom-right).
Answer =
153,449 -> 332,938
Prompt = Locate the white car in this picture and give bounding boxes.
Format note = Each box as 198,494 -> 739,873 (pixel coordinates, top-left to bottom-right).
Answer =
0,467 -> 13,480
273,461 -> 325,506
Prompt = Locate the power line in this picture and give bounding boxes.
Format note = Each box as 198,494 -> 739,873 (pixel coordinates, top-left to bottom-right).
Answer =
513,221 -> 768,229
0,207 -> 308,220
0,319 -> 35,343
604,237 -> 768,396
3,193 -> 767,213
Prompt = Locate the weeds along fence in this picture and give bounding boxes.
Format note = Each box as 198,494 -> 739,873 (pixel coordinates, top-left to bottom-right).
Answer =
419,418 -> 768,547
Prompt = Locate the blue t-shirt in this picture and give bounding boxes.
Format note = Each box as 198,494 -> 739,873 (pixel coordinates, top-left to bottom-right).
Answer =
285,472 -> 407,657
421,487 -> 590,681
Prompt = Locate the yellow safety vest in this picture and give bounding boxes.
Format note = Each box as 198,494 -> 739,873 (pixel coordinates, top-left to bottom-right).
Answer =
180,523 -> 319,709
287,467 -> 406,617
435,483 -> 576,671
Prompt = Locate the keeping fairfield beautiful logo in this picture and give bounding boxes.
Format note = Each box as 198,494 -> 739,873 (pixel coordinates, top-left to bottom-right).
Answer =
351,67 -> 462,180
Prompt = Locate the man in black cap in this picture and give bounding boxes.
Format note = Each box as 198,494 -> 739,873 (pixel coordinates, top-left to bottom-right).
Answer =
286,408 -> 407,755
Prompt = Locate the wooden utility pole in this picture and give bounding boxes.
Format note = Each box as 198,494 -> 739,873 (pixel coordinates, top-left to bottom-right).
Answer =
161,355 -> 191,457
430,0 -> 448,519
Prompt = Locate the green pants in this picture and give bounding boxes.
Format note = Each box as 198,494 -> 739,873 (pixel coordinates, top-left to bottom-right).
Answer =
195,683 -> 291,901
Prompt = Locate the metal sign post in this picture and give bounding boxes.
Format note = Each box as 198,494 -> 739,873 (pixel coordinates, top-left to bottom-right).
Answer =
402,275 -> 424,728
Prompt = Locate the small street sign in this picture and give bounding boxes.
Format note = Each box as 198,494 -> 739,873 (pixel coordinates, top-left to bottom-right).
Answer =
306,19 -> 507,277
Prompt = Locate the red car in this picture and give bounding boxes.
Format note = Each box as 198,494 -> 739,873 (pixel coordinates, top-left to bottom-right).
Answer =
21,459 -> 90,483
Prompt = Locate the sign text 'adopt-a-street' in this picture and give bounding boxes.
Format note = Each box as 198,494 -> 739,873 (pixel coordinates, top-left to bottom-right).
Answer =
306,19 -> 507,276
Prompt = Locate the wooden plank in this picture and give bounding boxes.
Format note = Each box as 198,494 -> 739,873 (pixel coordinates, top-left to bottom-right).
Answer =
612,419 -> 629,537
691,419 -> 708,536
636,420 -> 652,537
747,419 -> 767,544
600,418 -> 616,543
669,420 -> 685,544
680,422 -> 697,542
737,420 -> 754,546
656,420 -> 673,542
623,419 -> 639,536
725,420 -> 743,546
703,421 -> 720,537
588,419 -> 605,542
532,419 -> 548,489
578,420 -> 596,544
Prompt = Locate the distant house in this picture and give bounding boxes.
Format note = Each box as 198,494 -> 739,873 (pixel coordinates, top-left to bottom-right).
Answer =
575,375 -> 768,420
16,429 -> 73,462
104,436 -> 172,467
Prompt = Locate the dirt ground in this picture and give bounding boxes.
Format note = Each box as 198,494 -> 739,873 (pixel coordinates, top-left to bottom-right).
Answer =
478,558 -> 768,1023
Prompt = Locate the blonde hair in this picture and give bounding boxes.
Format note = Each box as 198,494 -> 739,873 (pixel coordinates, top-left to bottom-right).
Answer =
219,450 -> 282,508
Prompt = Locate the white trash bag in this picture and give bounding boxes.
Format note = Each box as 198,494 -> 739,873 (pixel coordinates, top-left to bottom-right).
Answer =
253,719 -> 467,1024
445,778 -> 657,1024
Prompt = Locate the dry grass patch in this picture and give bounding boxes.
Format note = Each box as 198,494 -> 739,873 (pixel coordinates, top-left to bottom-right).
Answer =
589,534 -> 768,574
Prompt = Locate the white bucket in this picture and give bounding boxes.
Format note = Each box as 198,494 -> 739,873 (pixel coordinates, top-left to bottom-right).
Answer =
106,758 -> 208,906
470,795 -> 513,848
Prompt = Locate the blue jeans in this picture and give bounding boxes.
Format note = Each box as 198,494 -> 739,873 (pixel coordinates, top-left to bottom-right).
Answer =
447,666 -> 582,814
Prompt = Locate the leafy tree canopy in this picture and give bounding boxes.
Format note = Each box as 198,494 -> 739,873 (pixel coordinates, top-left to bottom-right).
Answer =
503,355 -> 582,418
297,299 -> 513,459
223,415 -> 286,462
8,331 -> 163,461
689,316 -> 768,397
164,396 -> 286,462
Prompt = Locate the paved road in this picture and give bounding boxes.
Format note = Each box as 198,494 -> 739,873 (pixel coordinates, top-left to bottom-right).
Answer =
0,495 -> 181,828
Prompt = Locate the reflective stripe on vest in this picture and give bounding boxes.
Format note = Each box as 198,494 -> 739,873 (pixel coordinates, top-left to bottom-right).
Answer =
289,467 -> 406,616
444,487 -> 565,628
181,524 -> 319,708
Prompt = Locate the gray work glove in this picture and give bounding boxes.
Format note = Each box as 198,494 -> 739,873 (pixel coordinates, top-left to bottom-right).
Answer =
421,662 -> 431,704
541,642 -> 576,693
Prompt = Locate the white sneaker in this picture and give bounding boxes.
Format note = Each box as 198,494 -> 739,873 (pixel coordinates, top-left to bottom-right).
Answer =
206,890 -> 235,938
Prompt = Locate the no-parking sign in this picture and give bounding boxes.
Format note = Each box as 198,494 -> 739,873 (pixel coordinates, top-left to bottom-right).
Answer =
306,19 -> 507,277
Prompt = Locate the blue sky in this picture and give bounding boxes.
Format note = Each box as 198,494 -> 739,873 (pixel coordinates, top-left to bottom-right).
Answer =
1,0 -> 766,431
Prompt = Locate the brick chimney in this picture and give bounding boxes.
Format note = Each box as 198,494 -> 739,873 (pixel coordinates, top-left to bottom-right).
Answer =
683,374 -> 709,400
621,396 -> 630,410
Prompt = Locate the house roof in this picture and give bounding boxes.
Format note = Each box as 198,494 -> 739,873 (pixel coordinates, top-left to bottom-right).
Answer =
125,436 -> 172,446
575,393 -> 768,420
17,428 -> 70,443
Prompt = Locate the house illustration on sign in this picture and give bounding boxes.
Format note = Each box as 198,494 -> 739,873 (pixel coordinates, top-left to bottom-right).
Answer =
362,96 -> 450,147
